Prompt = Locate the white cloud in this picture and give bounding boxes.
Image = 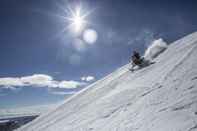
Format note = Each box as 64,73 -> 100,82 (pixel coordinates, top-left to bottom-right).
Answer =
81,76 -> 95,82
21,74 -> 53,87
58,80 -> 86,89
0,74 -> 85,90
0,78 -> 24,87
144,38 -> 168,60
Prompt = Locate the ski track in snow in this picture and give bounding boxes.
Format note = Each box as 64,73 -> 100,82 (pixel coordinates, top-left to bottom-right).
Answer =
17,32 -> 197,131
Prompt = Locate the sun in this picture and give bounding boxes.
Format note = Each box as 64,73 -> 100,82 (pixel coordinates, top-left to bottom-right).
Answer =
72,8 -> 85,32
66,6 -> 88,34
56,3 -> 96,37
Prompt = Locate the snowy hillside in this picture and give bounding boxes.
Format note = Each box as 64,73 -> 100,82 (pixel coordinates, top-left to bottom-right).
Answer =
17,32 -> 197,131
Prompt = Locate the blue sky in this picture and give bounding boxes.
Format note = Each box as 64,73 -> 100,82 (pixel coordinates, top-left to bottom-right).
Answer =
0,0 -> 197,109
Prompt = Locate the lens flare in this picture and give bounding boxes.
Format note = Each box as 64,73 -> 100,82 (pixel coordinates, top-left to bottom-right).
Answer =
83,29 -> 98,44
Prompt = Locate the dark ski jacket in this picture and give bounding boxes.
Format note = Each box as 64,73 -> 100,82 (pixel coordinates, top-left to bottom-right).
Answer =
132,51 -> 142,65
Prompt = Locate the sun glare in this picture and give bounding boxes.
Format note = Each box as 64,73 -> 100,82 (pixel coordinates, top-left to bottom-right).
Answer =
57,3 -> 98,44
68,7 -> 86,33
73,12 -> 84,32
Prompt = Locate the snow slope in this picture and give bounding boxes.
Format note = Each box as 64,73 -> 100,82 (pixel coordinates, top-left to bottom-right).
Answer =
17,32 -> 197,131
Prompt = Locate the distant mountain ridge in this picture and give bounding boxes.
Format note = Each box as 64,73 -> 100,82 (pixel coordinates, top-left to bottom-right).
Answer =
0,104 -> 58,119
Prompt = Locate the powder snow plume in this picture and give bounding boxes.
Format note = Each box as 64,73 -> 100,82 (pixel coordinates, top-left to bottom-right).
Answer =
144,38 -> 168,60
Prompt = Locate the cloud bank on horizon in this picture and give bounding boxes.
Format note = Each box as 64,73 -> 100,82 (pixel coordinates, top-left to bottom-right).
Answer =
0,74 -> 94,90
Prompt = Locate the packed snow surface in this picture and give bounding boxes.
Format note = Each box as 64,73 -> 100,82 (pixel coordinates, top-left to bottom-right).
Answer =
17,32 -> 197,131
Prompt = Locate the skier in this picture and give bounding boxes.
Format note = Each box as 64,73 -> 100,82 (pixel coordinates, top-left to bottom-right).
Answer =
131,51 -> 142,65
130,50 -> 155,72
130,51 -> 144,71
